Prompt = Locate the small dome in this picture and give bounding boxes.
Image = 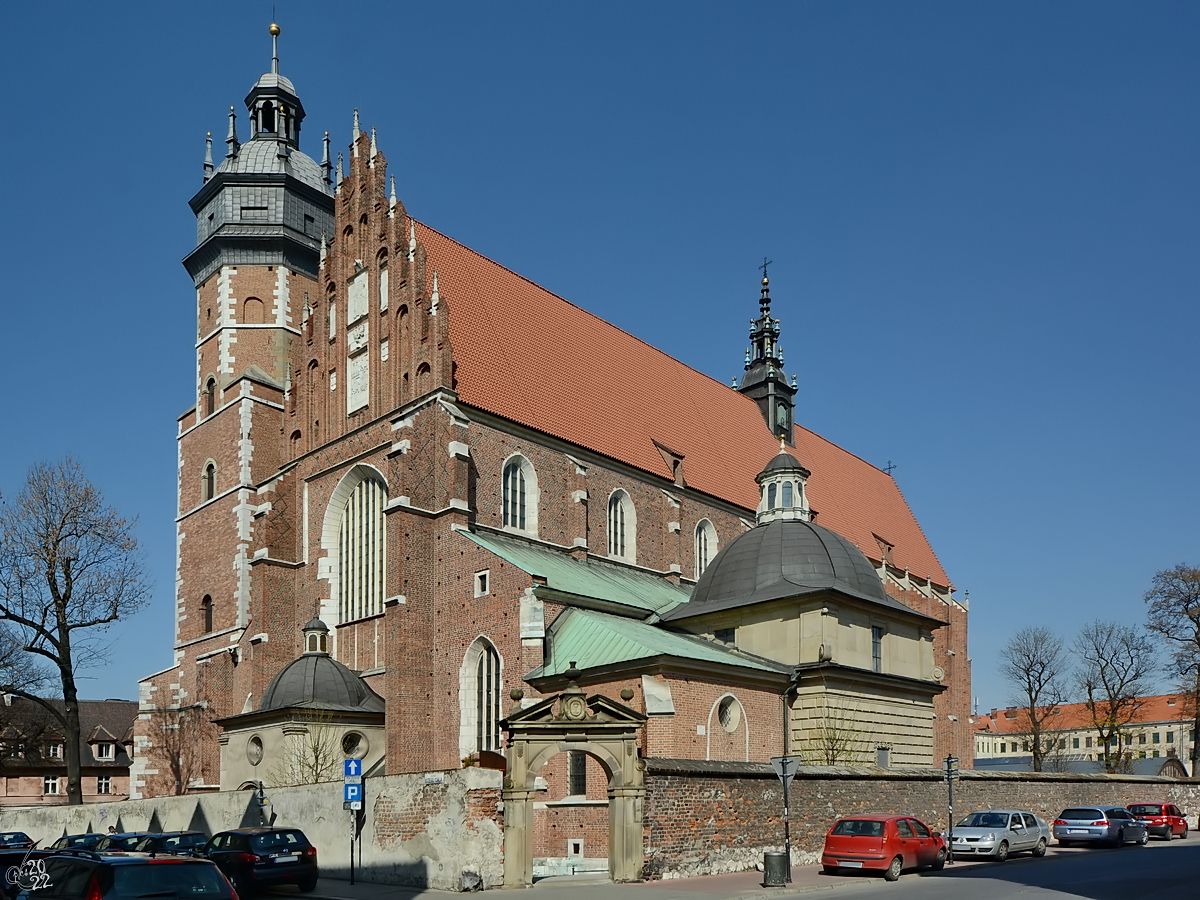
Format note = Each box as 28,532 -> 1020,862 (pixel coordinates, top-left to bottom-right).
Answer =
214,138 -> 330,194
759,450 -> 810,479
664,517 -> 889,621
259,654 -> 384,713
252,71 -> 297,96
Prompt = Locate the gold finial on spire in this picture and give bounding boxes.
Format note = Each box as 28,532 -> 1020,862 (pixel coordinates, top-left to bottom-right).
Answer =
270,23 -> 281,73
269,23 -> 281,36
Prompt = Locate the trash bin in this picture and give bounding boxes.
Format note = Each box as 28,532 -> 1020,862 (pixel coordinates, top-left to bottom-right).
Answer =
762,850 -> 788,887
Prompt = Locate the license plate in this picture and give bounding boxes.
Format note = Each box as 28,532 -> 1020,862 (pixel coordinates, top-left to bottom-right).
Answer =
275,855 -> 298,863
839,861 -> 863,868
1068,829 -> 1087,834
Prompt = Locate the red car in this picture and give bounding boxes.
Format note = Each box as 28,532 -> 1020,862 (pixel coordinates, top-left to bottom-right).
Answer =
822,815 -> 947,881
1128,802 -> 1189,839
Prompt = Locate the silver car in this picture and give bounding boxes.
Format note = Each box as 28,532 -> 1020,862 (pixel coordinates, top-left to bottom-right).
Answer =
1052,806 -> 1149,847
950,810 -> 1051,861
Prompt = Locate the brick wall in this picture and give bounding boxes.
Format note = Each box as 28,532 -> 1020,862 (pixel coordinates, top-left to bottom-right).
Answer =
641,758 -> 1200,879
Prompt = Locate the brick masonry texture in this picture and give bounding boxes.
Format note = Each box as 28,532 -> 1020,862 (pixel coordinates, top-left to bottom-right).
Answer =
640,759 -> 1200,878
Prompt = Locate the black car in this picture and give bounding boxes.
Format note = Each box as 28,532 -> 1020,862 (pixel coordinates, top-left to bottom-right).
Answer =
47,837 -> 103,852
0,836 -> 34,851
127,833 -> 208,857
202,828 -> 317,895
14,851 -> 234,900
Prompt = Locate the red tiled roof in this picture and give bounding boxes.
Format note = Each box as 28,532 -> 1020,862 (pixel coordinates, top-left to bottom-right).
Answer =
421,224 -> 950,588
978,695 -> 1195,734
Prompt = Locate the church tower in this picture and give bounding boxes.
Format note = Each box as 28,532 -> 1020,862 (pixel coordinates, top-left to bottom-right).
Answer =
738,274 -> 797,442
152,25 -> 335,793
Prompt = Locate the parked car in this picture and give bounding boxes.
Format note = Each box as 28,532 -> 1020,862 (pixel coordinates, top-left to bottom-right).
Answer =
950,810 -> 1050,860
128,832 -> 209,857
94,834 -> 155,853
1052,806 -> 1149,847
1128,802 -> 1189,839
14,850 -> 235,900
46,836 -> 102,852
0,849 -> 51,900
821,815 -> 947,881
201,828 -> 317,895
0,835 -> 34,851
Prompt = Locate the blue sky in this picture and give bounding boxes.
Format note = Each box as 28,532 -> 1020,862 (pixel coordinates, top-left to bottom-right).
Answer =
1,2 -> 1196,713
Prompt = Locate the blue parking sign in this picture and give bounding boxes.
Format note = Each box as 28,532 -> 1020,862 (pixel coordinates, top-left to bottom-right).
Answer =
344,783 -> 362,803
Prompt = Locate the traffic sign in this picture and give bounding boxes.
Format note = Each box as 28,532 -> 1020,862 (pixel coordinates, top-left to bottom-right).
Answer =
770,755 -> 802,790
344,783 -> 362,803
343,801 -> 362,811
344,759 -> 362,778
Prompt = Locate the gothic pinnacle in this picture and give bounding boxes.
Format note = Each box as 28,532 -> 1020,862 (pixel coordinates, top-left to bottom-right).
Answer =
408,220 -> 416,263
430,271 -> 440,315
203,132 -> 213,182
225,106 -> 239,159
321,131 -> 332,184
389,176 -> 397,213
369,126 -> 377,167
352,109 -> 360,155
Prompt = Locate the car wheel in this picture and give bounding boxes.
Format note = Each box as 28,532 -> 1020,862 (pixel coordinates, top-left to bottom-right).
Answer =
1138,831 -> 1149,846
1181,827 -> 1188,840
884,856 -> 903,882
995,841 -> 1009,862
1112,830 -> 1124,848
822,866 -> 838,876
1033,838 -> 1047,858
931,849 -> 946,871
298,878 -> 318,893
231,876 -> 252,898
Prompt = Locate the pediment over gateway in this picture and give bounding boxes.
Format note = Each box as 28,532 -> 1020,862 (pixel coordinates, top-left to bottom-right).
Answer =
501,684 -> 647,732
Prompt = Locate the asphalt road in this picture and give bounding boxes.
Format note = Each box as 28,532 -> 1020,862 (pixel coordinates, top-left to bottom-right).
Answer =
823,839 -> 1198,899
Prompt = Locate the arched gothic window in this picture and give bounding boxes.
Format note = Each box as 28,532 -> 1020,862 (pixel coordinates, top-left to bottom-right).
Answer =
695,520 -> 718,578
202,462 -> 216,502
607,490 -> 636,561
337,475 -> 387,623
458,638 -> 503,759
204,378 -> 216,418
502,456 -> 538,534
201,595 -> 213,633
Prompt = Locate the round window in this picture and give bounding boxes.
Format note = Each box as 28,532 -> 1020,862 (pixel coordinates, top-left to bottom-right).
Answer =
342,731 -> 368,759
717,696 -> 741,733
247,735 -> 264,767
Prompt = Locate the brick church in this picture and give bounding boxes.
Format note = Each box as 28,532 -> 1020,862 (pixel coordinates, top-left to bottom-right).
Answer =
132,28 -> 971,806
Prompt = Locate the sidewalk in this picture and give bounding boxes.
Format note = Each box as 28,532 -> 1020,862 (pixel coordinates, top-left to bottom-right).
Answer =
301,861 -> 888,900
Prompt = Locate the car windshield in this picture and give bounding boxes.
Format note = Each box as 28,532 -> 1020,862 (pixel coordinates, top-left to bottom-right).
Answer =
51,835 -> 100,849
248,831 -> 306,852
1128,805 -> 1164,816
111,862 -> 233,898
1059,809 -> 1103,821
831,820 -> 884,837
0,834 -> 28,842
957,813 -> 1008,829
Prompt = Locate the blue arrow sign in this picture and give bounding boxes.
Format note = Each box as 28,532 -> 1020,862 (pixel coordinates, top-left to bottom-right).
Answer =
344,783 -> 362,803
344,759 -> 361,778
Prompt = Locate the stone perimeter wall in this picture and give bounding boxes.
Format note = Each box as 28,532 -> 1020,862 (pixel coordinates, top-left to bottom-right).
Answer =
641,758 -> 1200,879
3,759 -> 1198,889
0,768 -> 503,892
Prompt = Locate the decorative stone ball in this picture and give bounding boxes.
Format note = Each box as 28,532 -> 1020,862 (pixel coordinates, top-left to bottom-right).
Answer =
510,688 -> 524,702
620,688 -> 634,701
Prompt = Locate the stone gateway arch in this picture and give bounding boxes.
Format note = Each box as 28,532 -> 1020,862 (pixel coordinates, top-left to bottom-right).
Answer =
500,675 -> 647,886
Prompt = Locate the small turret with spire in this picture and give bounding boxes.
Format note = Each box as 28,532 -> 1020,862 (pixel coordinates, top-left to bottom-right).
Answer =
737,262 -> 798,443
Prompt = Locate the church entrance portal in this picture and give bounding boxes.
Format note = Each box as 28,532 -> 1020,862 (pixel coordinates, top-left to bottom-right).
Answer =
500,672 -> 647,886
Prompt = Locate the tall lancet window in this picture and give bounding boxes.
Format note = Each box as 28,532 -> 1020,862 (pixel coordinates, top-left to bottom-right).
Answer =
476,643 -> 502,753
607,490 -> 636,561
695,520 -> 718,578
337,476 -> 387,623
501,456 -> 538,535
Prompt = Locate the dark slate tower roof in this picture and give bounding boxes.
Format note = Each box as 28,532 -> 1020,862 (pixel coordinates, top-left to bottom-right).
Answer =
738,274 -> 798,442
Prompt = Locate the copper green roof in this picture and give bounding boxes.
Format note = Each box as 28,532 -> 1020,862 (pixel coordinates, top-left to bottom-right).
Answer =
456,528 -> 691,615
527,607 -> 790,679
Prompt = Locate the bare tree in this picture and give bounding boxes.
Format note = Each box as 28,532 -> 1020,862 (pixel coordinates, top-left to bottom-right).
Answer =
999,626 -> 1070,772
1143,563 -> 1200,776
269,710 -> 343,786
148,704 -> 213,795
801,698 -> 869,765
1073,621 -> 1154,773
0,459 -> 150,803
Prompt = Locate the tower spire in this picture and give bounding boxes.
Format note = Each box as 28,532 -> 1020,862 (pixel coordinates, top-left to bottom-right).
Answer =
389,176 -> 397,213
203,132 -> 213,182
269,22 -> 280,74
737,265 -> 797,442
225,106 -> 239,158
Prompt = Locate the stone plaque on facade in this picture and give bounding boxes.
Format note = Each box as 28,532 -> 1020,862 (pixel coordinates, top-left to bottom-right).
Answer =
348,271 -> 369,323
347,351 -> 369,413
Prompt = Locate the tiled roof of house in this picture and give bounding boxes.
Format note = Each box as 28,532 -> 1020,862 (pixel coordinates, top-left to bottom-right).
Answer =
421,224 -> 950,588
976,694 -> 1196,734
0,697 -> 136,768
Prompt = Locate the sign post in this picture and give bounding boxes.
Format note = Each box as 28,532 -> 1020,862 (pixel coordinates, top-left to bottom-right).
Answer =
770,754 -> 802,883
943,755 -> 959,865
344,759 -> 364,884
